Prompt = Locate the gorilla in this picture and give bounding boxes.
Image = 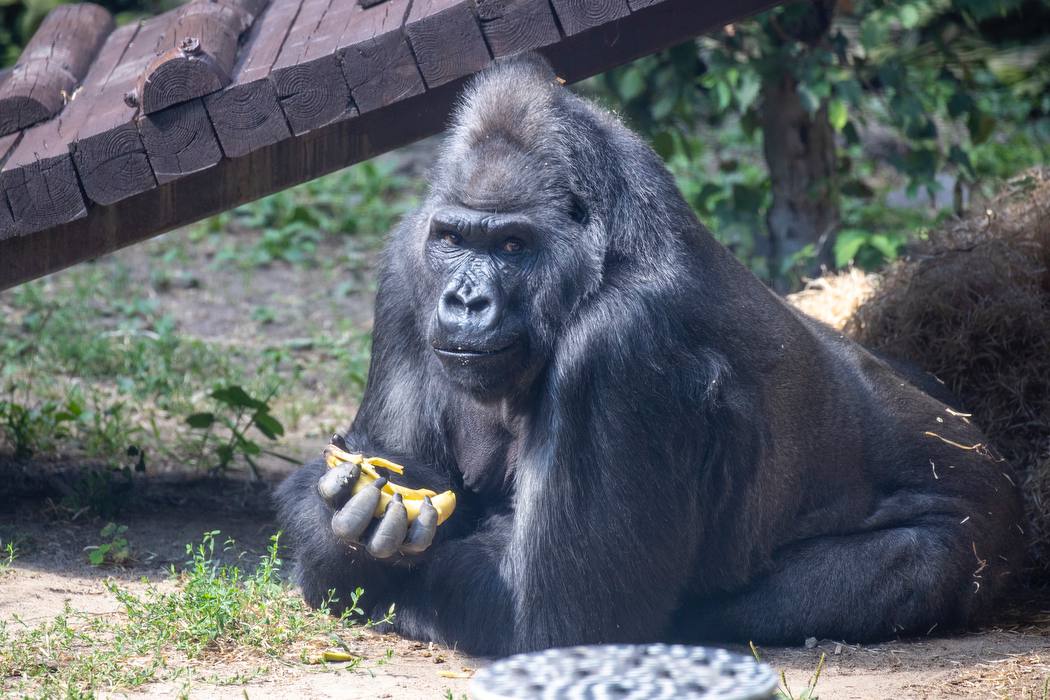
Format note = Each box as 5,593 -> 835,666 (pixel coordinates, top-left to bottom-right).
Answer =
276,54 -> 1024,656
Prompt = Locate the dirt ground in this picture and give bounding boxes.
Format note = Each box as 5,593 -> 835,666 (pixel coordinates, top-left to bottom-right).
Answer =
2,463 -> 1048,699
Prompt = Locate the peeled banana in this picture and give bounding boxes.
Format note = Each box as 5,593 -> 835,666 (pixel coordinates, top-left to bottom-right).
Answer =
323,444 -> 456,525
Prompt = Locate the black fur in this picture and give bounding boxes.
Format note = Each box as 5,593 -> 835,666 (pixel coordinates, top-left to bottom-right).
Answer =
276,54 -> 1025,656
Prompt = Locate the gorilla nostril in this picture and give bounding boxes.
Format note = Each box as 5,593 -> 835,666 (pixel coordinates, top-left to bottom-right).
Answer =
466,297 -> 491,314
442,290 -> 466,310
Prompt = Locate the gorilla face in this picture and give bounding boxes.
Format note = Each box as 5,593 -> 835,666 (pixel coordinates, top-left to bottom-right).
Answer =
424,205 -> 536,396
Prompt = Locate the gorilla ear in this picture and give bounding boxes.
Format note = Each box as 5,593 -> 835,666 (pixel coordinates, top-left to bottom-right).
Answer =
570,193 -> 590,225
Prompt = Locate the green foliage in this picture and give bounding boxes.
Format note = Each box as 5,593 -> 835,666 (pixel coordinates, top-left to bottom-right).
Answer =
1,532 -> 385,696
201,159 -> 419,268
85,522 -> 132,567
593,0 -> 1050,281
0,539 -> 17,575
186,385 -> 286,477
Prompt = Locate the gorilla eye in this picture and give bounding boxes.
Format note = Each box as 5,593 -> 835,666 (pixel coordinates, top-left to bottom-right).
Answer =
440,231 -> 462,246
501,238 -> 525,254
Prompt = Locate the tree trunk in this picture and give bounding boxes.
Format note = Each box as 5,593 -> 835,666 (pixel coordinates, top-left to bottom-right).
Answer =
761,74 -> 839,292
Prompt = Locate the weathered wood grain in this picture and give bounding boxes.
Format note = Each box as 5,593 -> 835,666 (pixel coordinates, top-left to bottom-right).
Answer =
270,0 -> 356,135
72,15 -> 171,205
0,144 -> 86,240
549,0 -> 630,36
0,77 -> 466,284
205,0 -> 299,158
0,132 -> 21,236
137,98 -> 222,184
626,0 -> 667,9
0,21 -> 139,236
139,0 -> 269,114
337,0 -> 424,114
1,0 -> 783,285
473,0 -> 561,57
0,4 -> 114,137
405,0 -> 491,88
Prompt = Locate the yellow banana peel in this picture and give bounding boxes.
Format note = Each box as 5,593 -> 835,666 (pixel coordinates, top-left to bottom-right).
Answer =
323,444 -> 456,525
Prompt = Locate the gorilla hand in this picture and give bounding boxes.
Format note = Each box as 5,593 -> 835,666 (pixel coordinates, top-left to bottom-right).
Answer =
316,446 -> 451,558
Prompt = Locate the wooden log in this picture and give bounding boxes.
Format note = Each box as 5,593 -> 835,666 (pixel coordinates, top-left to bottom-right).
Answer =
270,0 -> 356,135
137,98 -> 222,184
0,77 -> 466,284
473,0 -> 562,58
0,4 -> 114,137
72,15 -> 171,206
549,0 -> 631,36
139,0 -> 269,114
204,0 -> 297,158
0,143 -> 86,241
405,0 -> 491,89
0,21 -> 140,236
337,0 -> 424,114
0,132 -> 21,236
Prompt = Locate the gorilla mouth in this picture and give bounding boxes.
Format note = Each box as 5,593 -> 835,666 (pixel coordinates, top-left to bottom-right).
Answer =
433,344 -> 513,358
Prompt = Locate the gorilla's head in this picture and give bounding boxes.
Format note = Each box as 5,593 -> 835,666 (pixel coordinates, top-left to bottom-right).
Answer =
412,57 -> 610,401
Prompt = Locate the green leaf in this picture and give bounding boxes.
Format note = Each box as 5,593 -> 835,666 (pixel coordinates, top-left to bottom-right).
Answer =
186,412 -> 216,429
618,68 -> 645,101
88,548 -> 105,566
828,99 -> 848,132
210,386 -> 264,410
834,230 -> 869,268
899,5 -> 920,29
252,412 -> 285,440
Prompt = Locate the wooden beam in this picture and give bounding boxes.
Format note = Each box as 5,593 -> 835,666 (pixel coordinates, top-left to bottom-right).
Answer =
204,0 -> 298,158
71,15 -> 170,206
337,0 -> 424,114
137,98 -> 223,184
0,79 -> 465,288
473,0 -> 561,58
0,21 -> 139,237
270,0 -> 356,134
0,4 -> 114,137
548,0 -> 631,36
139,0 -> 270,115
0,0 -> 782,288
405,0 -> 492,88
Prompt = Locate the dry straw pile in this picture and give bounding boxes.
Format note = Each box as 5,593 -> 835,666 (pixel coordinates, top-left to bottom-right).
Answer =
788,169 -> 1050,575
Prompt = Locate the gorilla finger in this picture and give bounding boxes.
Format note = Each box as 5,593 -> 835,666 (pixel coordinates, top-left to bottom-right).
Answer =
317,463 -> 360,509
367,493 -> 409,559
332,476 -> 387,543
400,495 -> 438,555
330,433 -> 349,451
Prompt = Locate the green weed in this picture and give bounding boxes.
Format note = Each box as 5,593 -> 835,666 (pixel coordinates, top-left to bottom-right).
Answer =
85,522 -> 132,567
1,532 -> 388,697
751,642 -> 825,700
0,539 -> 17,575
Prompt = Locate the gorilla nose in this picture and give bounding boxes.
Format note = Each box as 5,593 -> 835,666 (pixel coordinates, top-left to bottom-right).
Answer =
438,281 -> 501,337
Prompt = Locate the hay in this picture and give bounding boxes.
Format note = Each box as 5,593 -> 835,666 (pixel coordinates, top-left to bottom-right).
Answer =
789,168 -> 1050,573
789,267 -> 878,330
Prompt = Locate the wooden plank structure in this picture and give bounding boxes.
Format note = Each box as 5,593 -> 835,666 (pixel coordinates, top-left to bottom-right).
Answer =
0,0 -> 778,291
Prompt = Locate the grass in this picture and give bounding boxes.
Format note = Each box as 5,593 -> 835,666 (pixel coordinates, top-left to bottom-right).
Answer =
0,532 -> 390,698
0,160 -> 394,492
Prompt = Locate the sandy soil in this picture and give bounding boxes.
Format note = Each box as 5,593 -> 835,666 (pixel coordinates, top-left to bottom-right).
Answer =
2,465 -> 1048,699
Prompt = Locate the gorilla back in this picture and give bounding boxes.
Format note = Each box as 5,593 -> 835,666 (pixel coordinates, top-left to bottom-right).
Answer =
276,55 -> 1024,655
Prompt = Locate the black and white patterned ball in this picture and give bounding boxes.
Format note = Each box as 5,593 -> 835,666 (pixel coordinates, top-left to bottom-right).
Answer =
470,644 -> 779,700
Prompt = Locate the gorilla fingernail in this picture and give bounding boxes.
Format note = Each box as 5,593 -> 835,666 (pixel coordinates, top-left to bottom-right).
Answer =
318,463 -> 360,509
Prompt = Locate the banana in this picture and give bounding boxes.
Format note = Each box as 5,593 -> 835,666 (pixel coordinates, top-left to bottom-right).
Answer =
323,444 -> 456,525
